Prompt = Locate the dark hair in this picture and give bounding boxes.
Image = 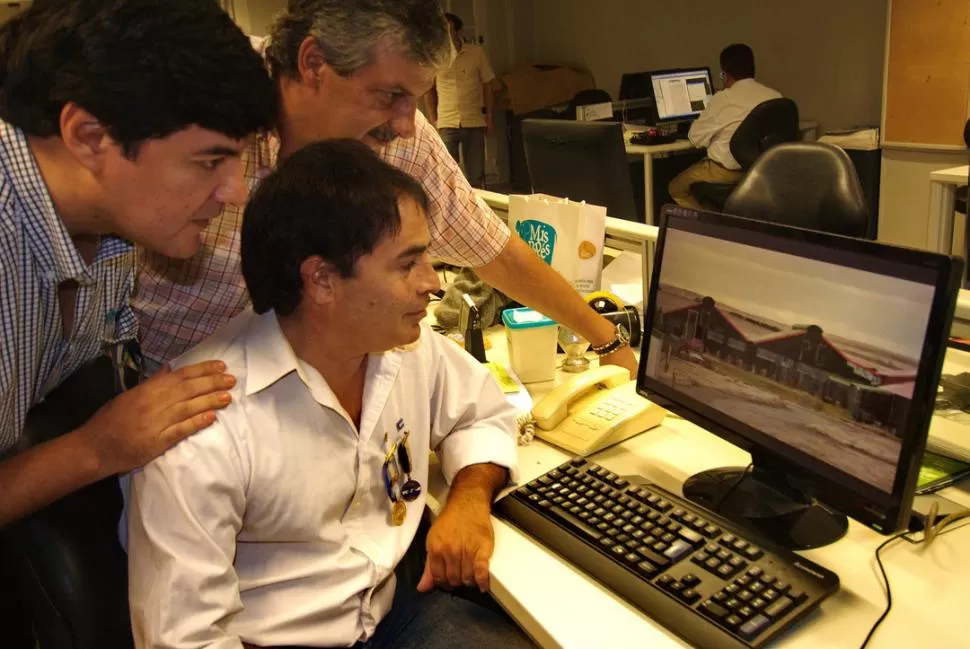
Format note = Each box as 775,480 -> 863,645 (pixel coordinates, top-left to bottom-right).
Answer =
0,0 -> 278,157
266,0 -> 452,80
445,12 -> 463,32
242,139 -> 430,316
720,43 -> 755,80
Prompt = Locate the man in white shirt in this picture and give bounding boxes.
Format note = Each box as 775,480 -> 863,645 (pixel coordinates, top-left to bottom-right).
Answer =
668,44 -> 782,210
424,12 -> 496,188
125,139 -> 534,649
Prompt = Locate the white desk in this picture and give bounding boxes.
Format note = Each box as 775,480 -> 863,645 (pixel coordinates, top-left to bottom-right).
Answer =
623,136 -> 696,226
428,330 -> 970,649
927,164 -> 967,254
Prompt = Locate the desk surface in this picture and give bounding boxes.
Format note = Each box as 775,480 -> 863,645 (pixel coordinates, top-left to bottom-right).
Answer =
624,136 -> 696,156
930,164 -> 968,184
428,330 -> 970,649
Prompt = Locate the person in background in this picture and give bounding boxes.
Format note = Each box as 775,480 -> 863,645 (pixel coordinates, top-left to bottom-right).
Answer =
134,0 -> 638,381
423,12 -> 496,188
668,43 -> 781,209
0,0 -> 277,643
126,140 -> 534,649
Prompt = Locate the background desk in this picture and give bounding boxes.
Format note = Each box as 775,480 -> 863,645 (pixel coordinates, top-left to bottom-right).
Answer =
623,138 -> 696,226
927,164 -> 967,254
428,329 -> 970,649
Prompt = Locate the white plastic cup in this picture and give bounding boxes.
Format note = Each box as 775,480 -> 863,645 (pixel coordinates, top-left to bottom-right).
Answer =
502,307 -> 559,383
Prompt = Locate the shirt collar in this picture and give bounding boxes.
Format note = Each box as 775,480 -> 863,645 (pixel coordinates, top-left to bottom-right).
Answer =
0,120 -> 132,285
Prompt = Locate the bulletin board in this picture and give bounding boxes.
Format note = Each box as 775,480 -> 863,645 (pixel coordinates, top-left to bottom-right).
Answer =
883,0 -> 970,148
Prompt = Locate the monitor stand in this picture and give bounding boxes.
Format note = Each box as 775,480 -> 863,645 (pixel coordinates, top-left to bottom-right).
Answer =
682,463 -> 849,550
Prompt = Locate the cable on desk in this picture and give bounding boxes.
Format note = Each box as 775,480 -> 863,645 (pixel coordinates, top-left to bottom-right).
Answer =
860,507 -> 970,648
712,463 -> 753,511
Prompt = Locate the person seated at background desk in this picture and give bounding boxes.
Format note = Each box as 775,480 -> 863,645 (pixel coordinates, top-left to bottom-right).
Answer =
124,140 -> 533,649
668,43 -> 781,210
134,0 -> 638,385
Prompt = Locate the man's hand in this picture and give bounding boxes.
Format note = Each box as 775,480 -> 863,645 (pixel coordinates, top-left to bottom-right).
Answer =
77,360 -> 235,475
599,345 -> 638,378
418,497 -> 493,593
417,463 -> 508,593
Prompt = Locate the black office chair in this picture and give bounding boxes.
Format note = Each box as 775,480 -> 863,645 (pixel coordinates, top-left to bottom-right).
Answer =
0,354 -> 134,649
723,141 -> 870,239
690,97 -> 800,211
567,88 -> 613,120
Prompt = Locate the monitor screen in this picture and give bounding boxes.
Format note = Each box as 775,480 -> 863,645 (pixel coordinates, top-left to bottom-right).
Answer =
650,68 -> 713,121
521,119 -> 641,222
637,206 -> 961,546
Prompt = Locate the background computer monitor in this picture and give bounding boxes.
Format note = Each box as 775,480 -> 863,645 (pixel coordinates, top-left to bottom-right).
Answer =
637,205 -> 961,549
521,119 -> 640,222
649,67 -> 714,122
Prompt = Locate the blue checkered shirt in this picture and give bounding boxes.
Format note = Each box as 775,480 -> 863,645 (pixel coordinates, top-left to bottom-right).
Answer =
0,120 -> 137,453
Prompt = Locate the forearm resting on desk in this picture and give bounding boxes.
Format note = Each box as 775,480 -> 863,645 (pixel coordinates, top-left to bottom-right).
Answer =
476,236 -> 637,375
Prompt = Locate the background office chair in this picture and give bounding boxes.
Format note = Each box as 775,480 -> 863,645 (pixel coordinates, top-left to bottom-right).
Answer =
567,88 -> 613,120
723,141 -> 870,239
0,354 -> 134,649
690,97 -> 800,211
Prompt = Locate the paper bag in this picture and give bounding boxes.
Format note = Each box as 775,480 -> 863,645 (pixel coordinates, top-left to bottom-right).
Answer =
509,194 -> 607,295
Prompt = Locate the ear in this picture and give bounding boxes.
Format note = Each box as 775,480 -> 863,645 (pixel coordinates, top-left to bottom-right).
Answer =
297,36 -> 330,88
58,102 -> 112,174
300,255 -> 340,307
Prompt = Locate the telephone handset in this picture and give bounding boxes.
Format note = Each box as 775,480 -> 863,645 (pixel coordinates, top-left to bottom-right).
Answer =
530,365 -> 666,456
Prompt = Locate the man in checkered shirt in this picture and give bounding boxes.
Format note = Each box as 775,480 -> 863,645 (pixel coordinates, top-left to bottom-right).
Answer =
0,0 -> 277,640
134,0 -> 639,380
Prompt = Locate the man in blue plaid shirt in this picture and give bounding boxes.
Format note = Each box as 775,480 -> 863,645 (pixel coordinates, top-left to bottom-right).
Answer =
0,0 -> 278,641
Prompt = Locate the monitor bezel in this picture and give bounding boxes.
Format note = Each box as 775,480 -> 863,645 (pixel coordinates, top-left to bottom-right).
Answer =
647,67 -> 714,122
636,205 -> 962,535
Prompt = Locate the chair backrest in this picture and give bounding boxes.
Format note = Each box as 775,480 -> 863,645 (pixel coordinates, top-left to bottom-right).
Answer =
724,141 -> 870,239
0,355 -> 133,649
729,97 -> 800,171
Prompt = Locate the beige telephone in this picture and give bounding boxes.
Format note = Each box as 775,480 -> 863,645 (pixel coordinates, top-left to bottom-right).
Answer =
531,365 -> 667,456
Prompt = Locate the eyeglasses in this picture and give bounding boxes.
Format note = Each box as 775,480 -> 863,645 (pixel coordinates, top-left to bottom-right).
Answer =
382,430 -> 422,526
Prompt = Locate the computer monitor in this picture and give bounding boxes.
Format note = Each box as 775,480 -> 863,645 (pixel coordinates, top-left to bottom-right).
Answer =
521,119 -> 640,222
649,67 -> 714,122
637,205 -> 962,550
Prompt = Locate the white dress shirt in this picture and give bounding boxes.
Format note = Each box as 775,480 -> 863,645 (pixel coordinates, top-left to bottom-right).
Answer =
688,78 -> 782,170
435,43 -> 496,129
123,309 -> 519,649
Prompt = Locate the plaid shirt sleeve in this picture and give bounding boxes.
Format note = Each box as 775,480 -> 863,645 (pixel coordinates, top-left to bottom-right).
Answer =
380,112 -> 510,267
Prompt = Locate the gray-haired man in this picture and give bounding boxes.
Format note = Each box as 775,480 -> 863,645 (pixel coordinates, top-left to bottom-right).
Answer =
133,0 -> 637,382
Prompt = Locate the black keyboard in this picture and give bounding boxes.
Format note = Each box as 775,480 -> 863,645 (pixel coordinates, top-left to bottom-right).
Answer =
494,457 -> 839,649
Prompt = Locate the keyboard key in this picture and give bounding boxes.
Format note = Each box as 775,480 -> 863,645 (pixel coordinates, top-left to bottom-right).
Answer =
716,564 -> 736,578
747,566 -> 764,578
552,496 -> 565,505
720,533 -> 737,546
738,605 -> 754,619
632,529 -> 645,539
728,556 -> 745,568
636,546 -> 671,568
743,546 -> 764,560
548,505 -> 603,540
616,534 -> 630,543
663,539 -> 693,562
672,508 -> 687,518
661,533 -> 676,544
762,588 -> 779,602
681,573 -> 700,588
737,575 -> 752,587
724,598 -> 741,611
700,601 -> 729,621
617,494 -> 631,505
705,557 -> 721,570
751,597 -> 767,610
680,588 -> 701,604
622,523 -> 636,534
569,505 -> 582,515
765,596 -> 794,618
637,561 -> 657,578
653,541 -> 669,554
679,528 -> 704,545
703,524 -> 721,538
715,549 -> 731,561
712,592 -> 728,603
724,615 -> 743,630
538,499 -> 552,508
624,539 -> 640,550
625,552 -> 640,564
668,580 -> 685,593
750,582 -> 765,594
611,545 -> 627,558
570,457 -> 586,466
738,590 -> 754,602
789,590 -> 806,603
606,528 -> 620,538
657,574 -> 673,587
761,574 -> 777,586
739,614 -> 771,639
577,510 -> 590,520
725,584 -> 740,595
732,539 -> 749,552
774,580 -> 790,593
682,513 -> 697,525
599,538 -> 615,548
615,477 -> 629,488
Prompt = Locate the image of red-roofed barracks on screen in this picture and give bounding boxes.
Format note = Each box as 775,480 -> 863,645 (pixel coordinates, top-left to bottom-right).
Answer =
646,284 -> 918,492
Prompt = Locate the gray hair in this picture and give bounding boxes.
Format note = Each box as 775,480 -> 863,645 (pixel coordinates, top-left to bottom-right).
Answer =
265,0 -> 452,80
